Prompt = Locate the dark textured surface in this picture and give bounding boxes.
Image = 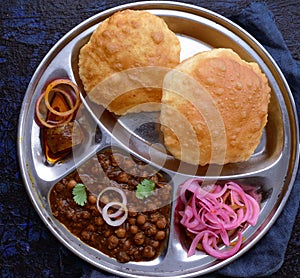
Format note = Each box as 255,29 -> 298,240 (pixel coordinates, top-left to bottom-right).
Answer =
1,0 -> 299,277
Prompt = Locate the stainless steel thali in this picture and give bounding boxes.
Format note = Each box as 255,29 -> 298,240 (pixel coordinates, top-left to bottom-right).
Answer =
17,1 -> 299,277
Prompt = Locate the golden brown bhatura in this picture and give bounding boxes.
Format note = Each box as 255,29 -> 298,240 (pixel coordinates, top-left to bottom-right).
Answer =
160,48 -> 271,165
78,9 -> 181,115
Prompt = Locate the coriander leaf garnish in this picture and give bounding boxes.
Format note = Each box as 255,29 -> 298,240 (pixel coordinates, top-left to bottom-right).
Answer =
136,179 -> 155,199
72,183 -> 87,206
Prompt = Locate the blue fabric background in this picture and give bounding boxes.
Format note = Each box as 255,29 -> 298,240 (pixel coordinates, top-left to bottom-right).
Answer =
0,1 -> 299,277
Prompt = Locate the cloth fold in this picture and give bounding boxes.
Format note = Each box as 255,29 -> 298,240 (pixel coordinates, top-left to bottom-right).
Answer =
84,2 -> 300,277
215,3 -> 300,277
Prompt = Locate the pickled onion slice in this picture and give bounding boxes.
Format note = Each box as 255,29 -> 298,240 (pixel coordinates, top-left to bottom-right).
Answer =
201,231 -> 243,259
178,179 -> 261,259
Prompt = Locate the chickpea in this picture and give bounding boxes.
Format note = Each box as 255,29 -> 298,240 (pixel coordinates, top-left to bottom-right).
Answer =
67,179 -> 77,190
147,203 -> 157,211
129,225 -> 138,235
127,217 -> 135,225
144,223 -> 157,237
111,153 -> 123,166
156,217 -> 167,229
65,211 -> 73,219
123,158 -> 134,170
150,240 -> 160,248
134,232 -> 145,245
57,200 -> 65,208
81,211 -> 91,219
155,230 -> 166,241
141,171 -> 148,178
128,246 -> 138,255
103,230 -> 111,237
117,251 -> 130,263
162,191 -> 171,201
95,217 -> 104,226
90,206 -> 99,216
86,225 -> 95,232
136,214 -> 146,226
88,195 -> 97,205
55,183 -> 64,192
129,168 -> 137,176
81,231 -> 90,241
108,235 -> 119,249
123,240 -> 131,250
150,212 -> 160,223
115,228 -> 126,238
143,245 -> 156,258
117,172 -> 129,183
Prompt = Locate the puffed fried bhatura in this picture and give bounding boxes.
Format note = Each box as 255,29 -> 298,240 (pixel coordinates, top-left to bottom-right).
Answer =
160,48 -> 271,165
78,9 -> 180,115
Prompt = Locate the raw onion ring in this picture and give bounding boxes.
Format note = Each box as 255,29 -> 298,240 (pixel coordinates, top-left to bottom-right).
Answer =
35,90 -> 74,128
96,186 -> 128,225
102,201 -> 128,226
44,79 -> 80,117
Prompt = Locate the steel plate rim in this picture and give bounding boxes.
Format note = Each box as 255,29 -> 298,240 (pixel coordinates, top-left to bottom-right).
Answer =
17,1 -> 299,277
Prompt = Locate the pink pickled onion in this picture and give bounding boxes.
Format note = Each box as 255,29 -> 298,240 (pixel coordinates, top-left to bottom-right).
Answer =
202,231 -> 243,259
178,179 -> 261,259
